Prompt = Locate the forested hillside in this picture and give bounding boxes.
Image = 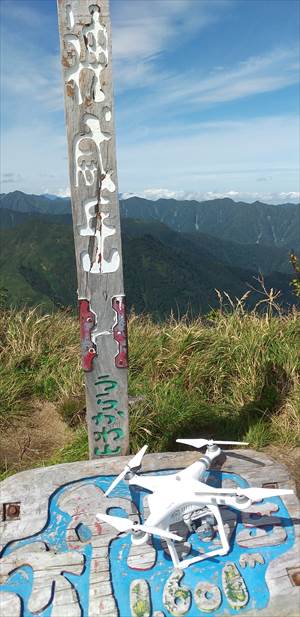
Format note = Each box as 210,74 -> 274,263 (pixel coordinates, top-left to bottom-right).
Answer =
0,191 -> 299,316
0,215 -> 297,316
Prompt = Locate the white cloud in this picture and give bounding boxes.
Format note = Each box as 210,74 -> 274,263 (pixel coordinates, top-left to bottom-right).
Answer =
56,187 -> 71,198
191,47 -> 300,105
0,1 -> 63,114
2,114 -> 298,199
117,114 -> 299,198
120,188 -> 300,205
127,46 -> 300,109
110,0 -> 299,105
1,123 -> 68,195
0,0 -> 230,114
112,0 -> 232,91
112,0 -> 224,60
2,42 -> 63,113
2,1 -> 298,116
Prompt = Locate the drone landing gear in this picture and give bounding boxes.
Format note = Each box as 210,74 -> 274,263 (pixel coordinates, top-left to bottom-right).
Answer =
166,506 -> 229,570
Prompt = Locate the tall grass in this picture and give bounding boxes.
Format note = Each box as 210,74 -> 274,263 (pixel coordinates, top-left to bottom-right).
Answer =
0,307 -> 83,426
128,305 -> 300,451
0,298 -> 299,478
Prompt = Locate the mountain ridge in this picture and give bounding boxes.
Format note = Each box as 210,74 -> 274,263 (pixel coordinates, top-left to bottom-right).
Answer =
0,207 -> 293,274
1,190 -> 299,248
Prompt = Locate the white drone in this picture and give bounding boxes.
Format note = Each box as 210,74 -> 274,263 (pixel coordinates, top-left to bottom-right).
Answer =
97,439 -> 293,569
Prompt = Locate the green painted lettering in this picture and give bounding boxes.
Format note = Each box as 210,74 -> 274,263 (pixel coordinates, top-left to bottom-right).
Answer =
96,398 -> 118,410
94,427 -> 124,442
92,412 -> 116,425
94,378 -> 118,392
94,444 -> 121,456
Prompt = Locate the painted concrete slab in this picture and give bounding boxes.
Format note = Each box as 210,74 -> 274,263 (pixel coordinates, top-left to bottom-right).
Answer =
0,450 -> 299,616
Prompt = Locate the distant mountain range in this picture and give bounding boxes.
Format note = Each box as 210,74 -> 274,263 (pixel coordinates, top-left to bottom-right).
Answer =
120,195 -> 300,248
1,190 -> 299,247
0,191 -> 70,215
0,191 -> 299,316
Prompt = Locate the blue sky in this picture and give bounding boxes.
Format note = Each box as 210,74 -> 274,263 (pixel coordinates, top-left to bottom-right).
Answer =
0,0 -> 299,203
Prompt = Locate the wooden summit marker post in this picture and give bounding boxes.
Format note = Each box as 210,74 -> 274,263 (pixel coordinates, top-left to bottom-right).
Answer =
57,0 -> 128,458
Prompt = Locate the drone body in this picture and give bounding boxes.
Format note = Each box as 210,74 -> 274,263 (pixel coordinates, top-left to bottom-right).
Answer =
97,439 -> 293,569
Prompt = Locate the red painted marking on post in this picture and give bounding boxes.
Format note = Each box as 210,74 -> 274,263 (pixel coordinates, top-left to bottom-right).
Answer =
112,295 -> 128,368
79,299 -> 97,371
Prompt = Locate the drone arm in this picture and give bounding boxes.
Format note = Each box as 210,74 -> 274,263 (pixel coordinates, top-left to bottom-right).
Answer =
128,474 -> 161,493
177,448 -> 221,482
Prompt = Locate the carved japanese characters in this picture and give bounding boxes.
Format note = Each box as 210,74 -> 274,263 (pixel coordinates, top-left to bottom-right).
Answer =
58,0 -> 128,456
92,374 -> 125,455
64,5 -> 108,105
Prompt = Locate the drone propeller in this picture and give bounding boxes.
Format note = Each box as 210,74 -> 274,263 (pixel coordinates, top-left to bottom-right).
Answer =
105,445 -> 148,496
224,451 -> 265,467
177,438 -> 249,449
196,485 -> 293,502
97,512 -> 183,542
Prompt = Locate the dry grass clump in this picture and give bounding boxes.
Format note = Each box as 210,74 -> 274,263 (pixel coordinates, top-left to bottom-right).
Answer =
0,297 -> 299,477
0,307 -> 83,426
0,402 -> 73,476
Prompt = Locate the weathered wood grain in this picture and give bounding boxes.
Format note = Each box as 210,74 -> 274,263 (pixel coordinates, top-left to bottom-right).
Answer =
57,0 -> 128,458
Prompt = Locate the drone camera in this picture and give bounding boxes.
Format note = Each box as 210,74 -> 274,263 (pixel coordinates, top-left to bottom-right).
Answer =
184,508 -> 216,539
187,510 -> 216,541
196,520 -> 215,542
